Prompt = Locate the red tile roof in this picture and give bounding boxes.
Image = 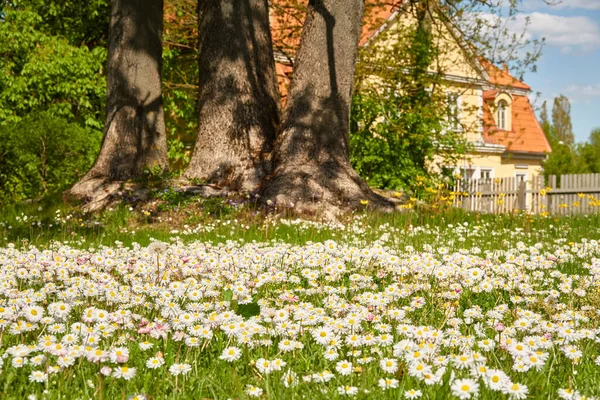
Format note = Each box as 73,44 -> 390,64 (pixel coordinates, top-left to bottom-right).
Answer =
479,59 -> 531,90
482,93 -> 551,154
359,5 -> 399,46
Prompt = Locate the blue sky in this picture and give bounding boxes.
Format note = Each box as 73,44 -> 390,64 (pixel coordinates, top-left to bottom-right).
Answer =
517,0 -> 600,142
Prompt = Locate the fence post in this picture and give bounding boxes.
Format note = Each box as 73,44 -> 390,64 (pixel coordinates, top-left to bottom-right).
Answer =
517,181 -> 526,211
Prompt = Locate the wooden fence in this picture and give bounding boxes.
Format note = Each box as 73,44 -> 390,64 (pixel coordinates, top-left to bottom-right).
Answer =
453,173 -> 600,214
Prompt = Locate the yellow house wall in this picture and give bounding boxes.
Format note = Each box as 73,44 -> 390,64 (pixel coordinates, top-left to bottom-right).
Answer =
443,153 -> 543,178
443,82 -> 482,143
372,12 -> 486,81
368,10 -> 547,180
431,153 -> 544,179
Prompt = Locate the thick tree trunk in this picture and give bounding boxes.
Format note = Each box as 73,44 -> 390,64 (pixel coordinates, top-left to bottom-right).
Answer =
185,0 -> 280,191
262,0 -> 392,215
66,0 -> 168,209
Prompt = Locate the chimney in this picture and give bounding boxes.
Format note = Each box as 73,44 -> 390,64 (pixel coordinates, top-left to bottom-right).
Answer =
502,62 -> 509,73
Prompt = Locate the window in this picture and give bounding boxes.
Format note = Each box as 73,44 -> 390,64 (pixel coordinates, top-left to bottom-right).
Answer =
461,168 -> 475,180
497,100 -> 507,130
480,169 -> 492,180
515,173 -> 527,189
446,92 -> 461,131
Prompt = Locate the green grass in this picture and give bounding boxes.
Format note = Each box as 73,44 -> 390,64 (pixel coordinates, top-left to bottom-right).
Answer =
1,199 -> 600,400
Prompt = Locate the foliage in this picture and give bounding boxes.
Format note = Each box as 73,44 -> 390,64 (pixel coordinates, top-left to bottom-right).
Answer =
578,128 -> 600,174
0,113 -> 101,204
0,0 -> 110,46
551,94 -> 574,145
167,138 -> 191,168
162,0 -> 199,159
200,197 -> 234,217
351,4 -> 470,192
152,187 -> 197,211
0,9 -> 107,130
541,95 -> 599,178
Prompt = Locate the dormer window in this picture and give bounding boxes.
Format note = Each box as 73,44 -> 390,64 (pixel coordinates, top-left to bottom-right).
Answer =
497,100 -> 507,130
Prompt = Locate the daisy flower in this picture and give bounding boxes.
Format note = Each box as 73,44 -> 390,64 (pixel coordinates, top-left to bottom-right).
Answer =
220,346 -> 242,362
335,360 -> 352,376
28,370 -> 48,383
245,385 -> 263,397
451,378 -> 479,399
505,383 -> 529,400
378,378 -> 399,390
113,366 -> 136,380
139,341 -> 154,351
169,363 -> 192,376
146,357 -> 165,369
337,386 -> 359,396
380,357 -> 398,374
404,389 -> 423,399
282,370 -> 298,388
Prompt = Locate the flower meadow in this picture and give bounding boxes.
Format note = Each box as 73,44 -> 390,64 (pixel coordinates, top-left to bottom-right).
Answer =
1,214 -> 600,399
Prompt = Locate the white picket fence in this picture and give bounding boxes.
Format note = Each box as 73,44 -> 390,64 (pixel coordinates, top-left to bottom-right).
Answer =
453,173 -> 600,214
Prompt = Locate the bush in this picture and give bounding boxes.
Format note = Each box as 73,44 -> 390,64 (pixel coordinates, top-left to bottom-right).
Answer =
0,112 -> 101,204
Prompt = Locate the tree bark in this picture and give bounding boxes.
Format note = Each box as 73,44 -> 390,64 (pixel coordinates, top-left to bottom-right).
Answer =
185,0 -> 280,191
66,0 -> 168,209
262,0 -> 392,215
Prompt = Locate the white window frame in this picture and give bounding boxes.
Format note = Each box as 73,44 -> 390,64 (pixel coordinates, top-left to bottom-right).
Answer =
478,168 -> 494,180
497,100 -> 507,130
446,91 -> 462,132
515,172 -> 527,189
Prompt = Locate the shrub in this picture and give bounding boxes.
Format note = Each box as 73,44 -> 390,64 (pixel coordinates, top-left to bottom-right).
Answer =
0,112 -> 101,204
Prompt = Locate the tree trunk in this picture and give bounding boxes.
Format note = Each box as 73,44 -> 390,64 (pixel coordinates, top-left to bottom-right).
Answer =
262,0 -> 392,215
66,0 -> 168,209
185,0 -> 280,191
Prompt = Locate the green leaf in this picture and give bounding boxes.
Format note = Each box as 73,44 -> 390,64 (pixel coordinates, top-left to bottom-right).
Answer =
238,302 -> 260,319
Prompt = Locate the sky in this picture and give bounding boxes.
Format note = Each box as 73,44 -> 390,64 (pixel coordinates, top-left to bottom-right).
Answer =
516,0 -> 600,142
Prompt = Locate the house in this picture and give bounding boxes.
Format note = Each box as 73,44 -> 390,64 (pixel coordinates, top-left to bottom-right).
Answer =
269,2 -> 551,185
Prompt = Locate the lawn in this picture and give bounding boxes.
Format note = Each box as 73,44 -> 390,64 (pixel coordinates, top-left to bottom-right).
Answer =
1,198 -> 600,399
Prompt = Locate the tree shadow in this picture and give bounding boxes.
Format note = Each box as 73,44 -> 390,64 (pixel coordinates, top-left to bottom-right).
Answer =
191,0 -> 280,188
264,0 -> 392,209
84,0 -> 166,184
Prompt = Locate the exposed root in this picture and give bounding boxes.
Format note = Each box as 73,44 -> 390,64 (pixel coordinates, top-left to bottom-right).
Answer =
64,177 -> 123,212
260,159 -> 397,220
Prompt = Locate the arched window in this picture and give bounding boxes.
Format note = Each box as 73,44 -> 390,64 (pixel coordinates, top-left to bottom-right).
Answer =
497,100 -> 507,130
